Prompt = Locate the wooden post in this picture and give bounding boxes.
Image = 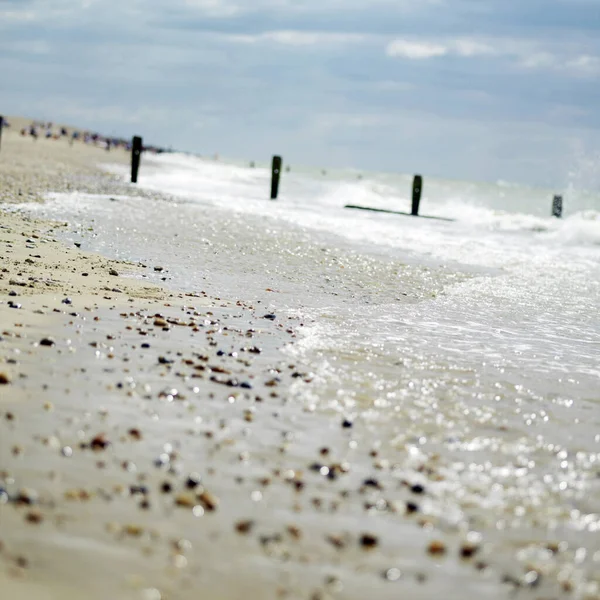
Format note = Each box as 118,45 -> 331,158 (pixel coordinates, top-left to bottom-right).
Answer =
131,136 -> 142,183
0,116 -> 4,153
552,194 -> 563,218
271,155 -> 282,200
412,174 -> 422,216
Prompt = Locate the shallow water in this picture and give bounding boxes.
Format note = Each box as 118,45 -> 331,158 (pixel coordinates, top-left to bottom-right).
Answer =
13,154 -> 600,596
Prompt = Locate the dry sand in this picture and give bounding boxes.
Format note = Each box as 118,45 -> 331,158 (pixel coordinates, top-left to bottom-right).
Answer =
1,120 -> 594,600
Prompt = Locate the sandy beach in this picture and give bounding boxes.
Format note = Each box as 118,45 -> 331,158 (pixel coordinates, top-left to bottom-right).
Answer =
0,121 -> 409,600
0,122 -> 335,599
1,119 -> 599,600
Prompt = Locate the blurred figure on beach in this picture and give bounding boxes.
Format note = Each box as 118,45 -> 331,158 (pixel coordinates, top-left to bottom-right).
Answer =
14,116 -> 171,155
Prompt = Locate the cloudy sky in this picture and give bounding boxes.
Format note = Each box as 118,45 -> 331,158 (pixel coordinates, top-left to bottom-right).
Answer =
1,0 -> 599,186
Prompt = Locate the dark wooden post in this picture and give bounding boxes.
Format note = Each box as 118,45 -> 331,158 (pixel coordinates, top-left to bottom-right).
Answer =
552,194 -> 563,218
131,136 -> 142,183
412,174 -> 422,216
271,155 -> 282,199
0,116 -> 4,153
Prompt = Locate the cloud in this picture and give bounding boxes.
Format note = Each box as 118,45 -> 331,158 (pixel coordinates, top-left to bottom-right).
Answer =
386,40 -> 448,59
226,30 -> 367,46
453,39 -> 495,57
566,54 -> 600,75
182,0 -> 434,17
0,9 -> 36,21
183,0 -> 239,17
386,35 -> 600,77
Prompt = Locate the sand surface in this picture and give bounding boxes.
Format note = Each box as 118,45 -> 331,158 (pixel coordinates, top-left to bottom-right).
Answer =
1,120 -> 598,600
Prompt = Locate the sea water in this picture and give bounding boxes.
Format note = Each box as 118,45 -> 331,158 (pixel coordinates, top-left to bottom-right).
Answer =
83,153 -> 600,396
19,152 -> 600,594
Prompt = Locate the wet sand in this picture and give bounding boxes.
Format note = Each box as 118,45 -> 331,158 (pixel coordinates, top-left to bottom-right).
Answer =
1,120 -> 599,600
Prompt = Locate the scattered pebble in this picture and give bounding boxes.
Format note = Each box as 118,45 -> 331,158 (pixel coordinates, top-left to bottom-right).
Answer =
25,510 -> 43,524
383,568 -> 402,582
460,543 -> 479,559
90,433 -> 111,451
128,428 -> 142,441
427,540 -> 447,556
235,520 -> 255,534
359,534 -> 378,549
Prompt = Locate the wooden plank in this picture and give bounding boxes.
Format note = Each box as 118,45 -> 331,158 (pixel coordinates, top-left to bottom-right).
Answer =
344,204 -> 454,222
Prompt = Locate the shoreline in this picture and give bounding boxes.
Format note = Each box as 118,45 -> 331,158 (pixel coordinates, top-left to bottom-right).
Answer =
1,120 -> 411,600
0,123 -> 313,598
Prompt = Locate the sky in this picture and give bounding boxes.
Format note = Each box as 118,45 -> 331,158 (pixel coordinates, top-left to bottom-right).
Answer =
1,0 -> 599,187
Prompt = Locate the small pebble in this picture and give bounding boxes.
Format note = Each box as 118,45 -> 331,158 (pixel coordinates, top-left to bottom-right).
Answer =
15,489 -> 38,505
128,428 -> 142,441
406,501 -> 419,514
460,543 -> 479,559
384,568 -> 402,582
124,524 -> 144,537
197,491 -> 218,511
185,473 -> 201,489
0,373 -> 11,385
427,540 -> 447,556
359,534 -> 378,549
25,510 -> 43,524
90,433 -> 111,451
175,493 -> 196,508
235,520 -> 254,534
